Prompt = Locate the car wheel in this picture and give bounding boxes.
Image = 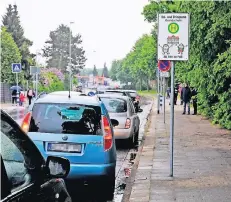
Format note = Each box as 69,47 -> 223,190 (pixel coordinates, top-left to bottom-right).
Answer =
127,132 -> 136,149
134,130 -> 139,147
98,174 -> 115,201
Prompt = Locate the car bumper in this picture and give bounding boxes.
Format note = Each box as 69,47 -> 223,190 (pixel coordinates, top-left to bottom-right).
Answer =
66,162 -> 116,179
114,128 -> 132,139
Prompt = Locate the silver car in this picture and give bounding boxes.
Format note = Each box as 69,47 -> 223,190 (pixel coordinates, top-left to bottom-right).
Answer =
98,94 -> 141,148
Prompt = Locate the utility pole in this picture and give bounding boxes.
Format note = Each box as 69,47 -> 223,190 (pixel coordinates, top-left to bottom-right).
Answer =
69,22 -> 74,95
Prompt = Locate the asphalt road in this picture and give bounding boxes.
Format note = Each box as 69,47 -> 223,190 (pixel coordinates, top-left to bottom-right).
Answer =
7,97 -> 153,202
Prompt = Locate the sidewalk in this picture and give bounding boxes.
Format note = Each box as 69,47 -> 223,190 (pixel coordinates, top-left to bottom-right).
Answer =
1,103 -> 25,112
127,100 -> 231,202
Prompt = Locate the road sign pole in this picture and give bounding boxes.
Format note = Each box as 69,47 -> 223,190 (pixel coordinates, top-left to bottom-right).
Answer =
157,72 -> 160,114
16,72 -> 19,105
170,61 -> 175,177
163,77 -> 166,123
35,73 -> 38,98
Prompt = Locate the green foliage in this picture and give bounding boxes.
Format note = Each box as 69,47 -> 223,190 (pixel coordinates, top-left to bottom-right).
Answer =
122,34 -> 157,90
2,4 -> 33,61
110,60 -> 121,81
43,24 -> 86,74
38,72 -> 65,92
142,1 -> 231,129
1,26 -> 22,84
110,60 -> 134,84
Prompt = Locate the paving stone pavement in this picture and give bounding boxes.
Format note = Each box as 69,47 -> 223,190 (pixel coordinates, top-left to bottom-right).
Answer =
129,100 -> 231,202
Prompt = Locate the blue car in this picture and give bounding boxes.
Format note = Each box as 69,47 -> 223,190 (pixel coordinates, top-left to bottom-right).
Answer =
21,93 -> 118,201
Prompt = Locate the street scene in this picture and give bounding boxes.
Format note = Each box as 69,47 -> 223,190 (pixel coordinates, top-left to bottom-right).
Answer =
1,0 -> 231,202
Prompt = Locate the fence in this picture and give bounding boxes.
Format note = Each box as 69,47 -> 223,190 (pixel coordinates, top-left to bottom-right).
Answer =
0,83 -> 11,103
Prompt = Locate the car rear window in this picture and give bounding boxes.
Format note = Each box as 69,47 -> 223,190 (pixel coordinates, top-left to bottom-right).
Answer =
29,103 -> 102,135
100,98 -> 127,113
127,92 -> 137,97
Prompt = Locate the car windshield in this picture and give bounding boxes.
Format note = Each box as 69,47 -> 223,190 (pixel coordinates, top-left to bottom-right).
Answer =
100,98 -> 127,113
104,91 -> 125,96
29,103 -> 102,135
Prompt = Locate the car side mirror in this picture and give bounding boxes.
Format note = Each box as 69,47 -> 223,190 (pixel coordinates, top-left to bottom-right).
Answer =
111,119 -> 119,127
46,156 -> 70,178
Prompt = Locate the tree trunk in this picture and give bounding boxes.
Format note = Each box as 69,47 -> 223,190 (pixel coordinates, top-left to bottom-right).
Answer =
140,78 -> 142,91
147,78 -> 149,91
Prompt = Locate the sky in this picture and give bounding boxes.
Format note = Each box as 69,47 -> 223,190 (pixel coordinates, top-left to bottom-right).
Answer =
0,0 -> 152,69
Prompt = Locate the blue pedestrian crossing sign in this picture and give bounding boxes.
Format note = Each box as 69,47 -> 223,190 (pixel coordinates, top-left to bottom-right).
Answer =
12,63 -> 22,73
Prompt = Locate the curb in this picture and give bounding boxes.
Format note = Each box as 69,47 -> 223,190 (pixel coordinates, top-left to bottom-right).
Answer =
122,99 -> 154,202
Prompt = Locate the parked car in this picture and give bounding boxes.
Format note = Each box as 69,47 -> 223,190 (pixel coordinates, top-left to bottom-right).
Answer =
98,94 -> 141,148
21,94 -> 118,201
123,90 -> 141,112
1,110 -> 71,202
100,90 -> 142,113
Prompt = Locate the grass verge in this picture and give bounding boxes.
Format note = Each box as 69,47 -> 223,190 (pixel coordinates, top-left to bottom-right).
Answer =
138,90 -> 156,97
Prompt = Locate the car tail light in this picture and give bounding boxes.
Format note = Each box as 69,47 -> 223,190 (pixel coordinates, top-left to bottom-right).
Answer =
21,112 -> 32,134
125,118 -> 131,129
102,116 -> 113,151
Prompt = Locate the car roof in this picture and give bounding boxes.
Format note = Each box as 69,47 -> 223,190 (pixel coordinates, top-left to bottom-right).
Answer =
49,91 -> 81,95
35,94 -> 100,106
123,90 -> 137,93
98,94 -> 130,101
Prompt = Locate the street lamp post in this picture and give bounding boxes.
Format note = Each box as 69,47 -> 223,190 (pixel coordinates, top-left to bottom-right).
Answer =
69,22 -> 74,95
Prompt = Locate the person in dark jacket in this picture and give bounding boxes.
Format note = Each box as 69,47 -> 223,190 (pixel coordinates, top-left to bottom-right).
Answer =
191,87 -> 198,115
182,83 -> 191,115
174,85 -> 178,105
11,89 -> 17,105
27,88 -> 34,105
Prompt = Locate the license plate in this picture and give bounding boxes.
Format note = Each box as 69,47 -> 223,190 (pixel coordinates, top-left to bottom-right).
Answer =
47,143 -> 82,153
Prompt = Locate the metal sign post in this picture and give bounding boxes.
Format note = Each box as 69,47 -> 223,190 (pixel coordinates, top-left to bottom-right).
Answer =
12,63 -> 22,105
157,68 -> 160,114
30,66 -> 41,99
35,73 -> 38,98
170,61 -> 175,177
163,77 -> 166,123
158,13 -> 190,177
160,72 -> 169,123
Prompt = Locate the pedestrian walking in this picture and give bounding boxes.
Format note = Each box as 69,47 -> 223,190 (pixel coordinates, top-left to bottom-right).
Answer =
19,91 -> 25,106
174,85 -> 178,105
27,88 -> 34,105
182,83 -> 191,115
11,89 -> 17,106
191,87 -> 198,115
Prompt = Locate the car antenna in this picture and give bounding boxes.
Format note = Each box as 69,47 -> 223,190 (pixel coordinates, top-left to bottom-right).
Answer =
68,78 -> 71,98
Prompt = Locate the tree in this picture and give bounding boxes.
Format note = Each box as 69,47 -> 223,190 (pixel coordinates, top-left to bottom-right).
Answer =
92,65 -> 98,76
2,4 -> 34,81
39,68 -> 65,92
102,62 -> 109,78
2,4 -> 33,60
110,60 -> 121,80
122,34 -> 157,90
142,1 -> 231,129
43,24 -> 87,74
1,27 -> 22,84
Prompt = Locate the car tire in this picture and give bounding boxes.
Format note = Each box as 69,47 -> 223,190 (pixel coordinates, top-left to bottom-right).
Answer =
134,130 -> 139,148
98,174 -> 115,201
127,132 -> 137,149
